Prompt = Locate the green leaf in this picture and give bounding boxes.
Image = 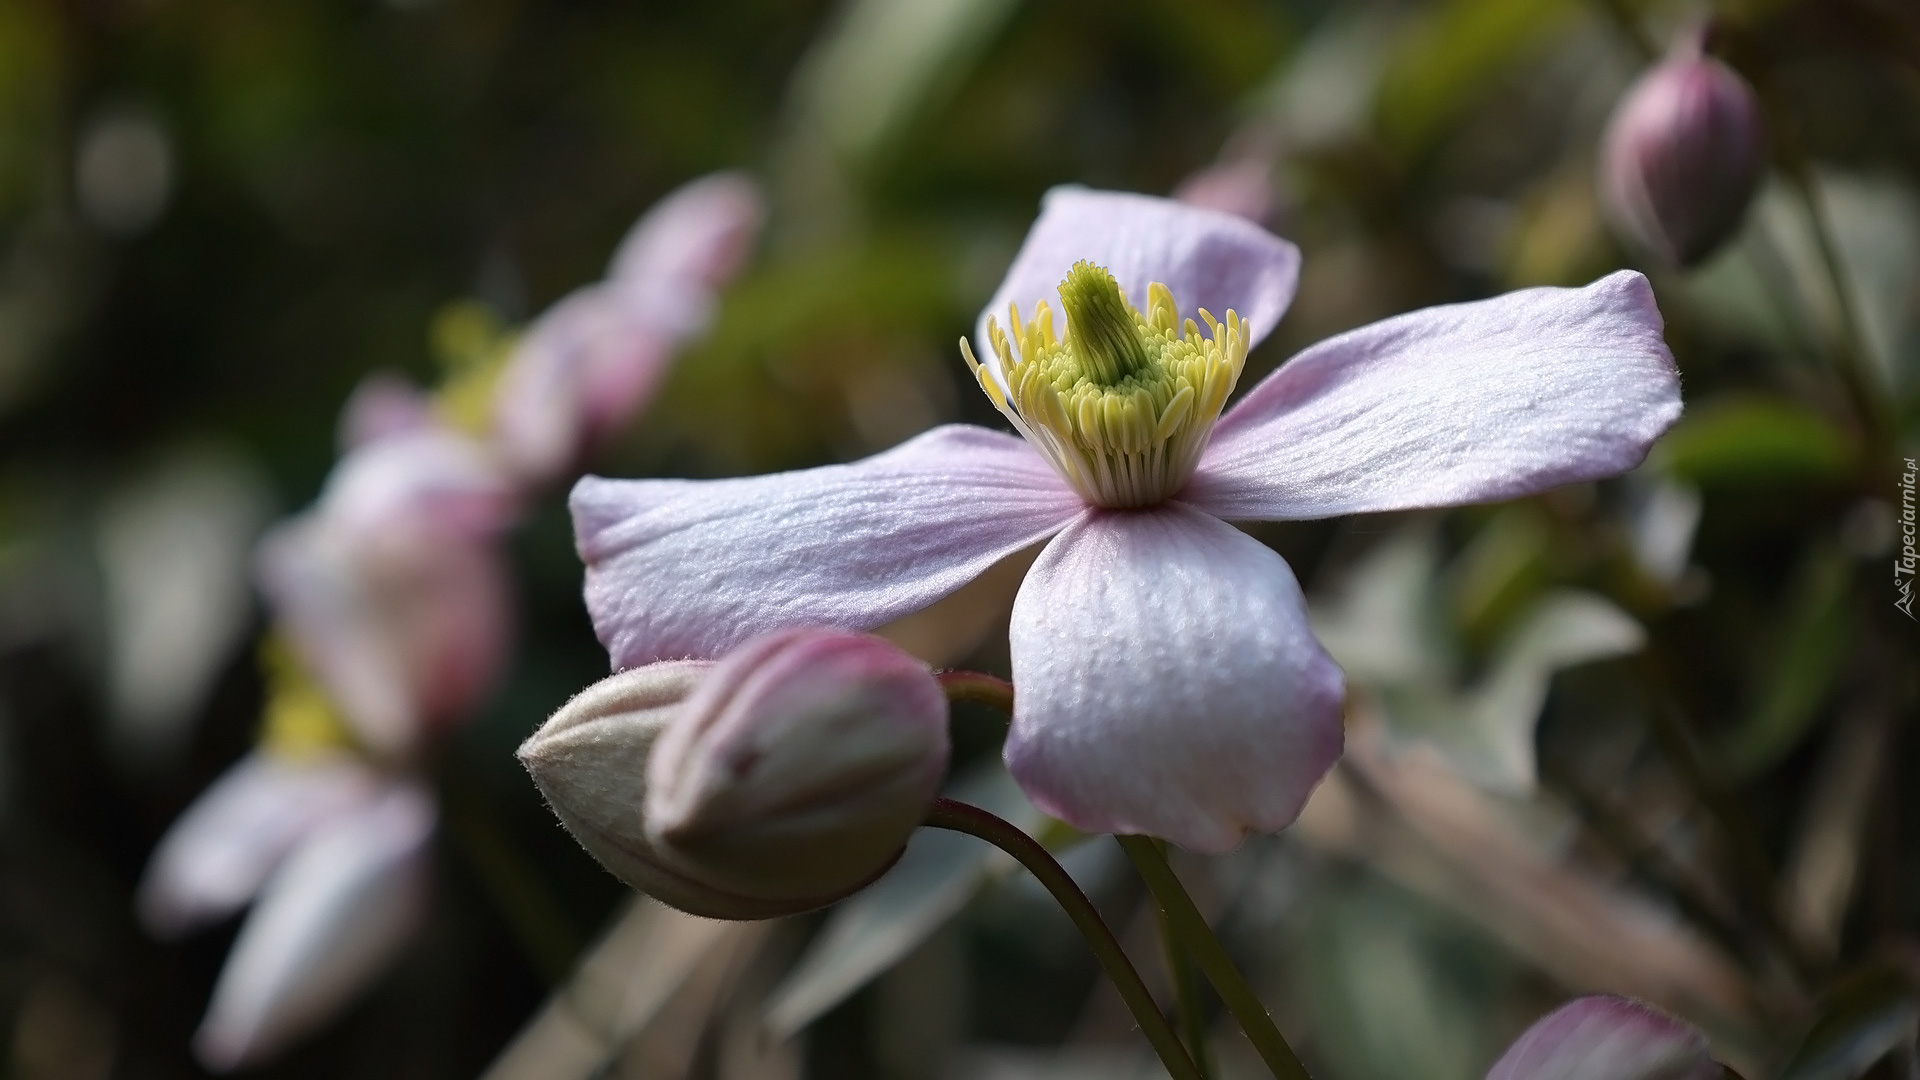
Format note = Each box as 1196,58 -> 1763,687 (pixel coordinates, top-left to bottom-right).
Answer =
1653,397 -> 1857,488
1374,0 -> 1576,155
1717,546 -> 1855,779
1778,964 -> 1920,1080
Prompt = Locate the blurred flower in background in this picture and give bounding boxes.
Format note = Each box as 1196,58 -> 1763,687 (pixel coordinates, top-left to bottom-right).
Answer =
132,172 -> 761,1070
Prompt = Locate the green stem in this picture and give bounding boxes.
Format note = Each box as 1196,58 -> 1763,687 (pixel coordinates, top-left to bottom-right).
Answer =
1150,840 -> 1214,1078
923,799 -> 1202,1080
936,670 -> 1015,716
1784,163 -> 1895,449
1117,836 -> 1312,1080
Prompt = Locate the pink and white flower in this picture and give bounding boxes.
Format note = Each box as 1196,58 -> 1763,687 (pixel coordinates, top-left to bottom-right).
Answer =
256,427 -> 518,761
576,186 -> 1680,853
491,172 -> 765,483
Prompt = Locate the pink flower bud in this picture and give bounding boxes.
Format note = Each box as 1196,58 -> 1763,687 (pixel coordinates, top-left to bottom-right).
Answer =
1600,39 -> 1766,267
518,630 -> 950,919
1487,995 -> 1723,1080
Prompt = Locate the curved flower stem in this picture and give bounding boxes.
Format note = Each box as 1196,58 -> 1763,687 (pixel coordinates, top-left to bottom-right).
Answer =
1784,162 -> 1895,449
1117,836 -> 1312,1080
936,670 -> 1015,717
1150,839 -> 1215,1078
922,799 -> 1202,1080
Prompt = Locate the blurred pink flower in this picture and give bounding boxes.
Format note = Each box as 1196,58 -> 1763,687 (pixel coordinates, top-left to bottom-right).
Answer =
137,754 -> 434,1072
1487,995 -> 1722,1080
491,172 -> 765,482
257,428 -> 516,760
573,188 -> 1681,852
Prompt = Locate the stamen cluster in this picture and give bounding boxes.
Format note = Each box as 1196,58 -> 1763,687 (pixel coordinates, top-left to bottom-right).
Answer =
963,260 -> 1247,509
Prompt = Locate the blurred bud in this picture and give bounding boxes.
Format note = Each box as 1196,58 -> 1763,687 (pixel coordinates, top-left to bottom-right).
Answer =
1600,37 -> 1766,267
1486,995 -> 1723,1080
520,630 -> 950,919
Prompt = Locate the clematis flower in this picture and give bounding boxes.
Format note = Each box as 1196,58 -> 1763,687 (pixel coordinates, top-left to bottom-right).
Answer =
574,187 -> 1682,853
256,427 -> 517,760
491,171 -> 765,483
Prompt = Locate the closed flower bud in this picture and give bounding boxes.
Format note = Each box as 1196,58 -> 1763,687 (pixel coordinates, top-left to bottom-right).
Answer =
518,630 -> 950,920
645,629 -> 950,910
1600,37 -> 1766,267
519,660 -> 794,919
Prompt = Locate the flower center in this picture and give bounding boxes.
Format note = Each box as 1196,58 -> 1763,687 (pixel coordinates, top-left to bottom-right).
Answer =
962,260 -> 1248,509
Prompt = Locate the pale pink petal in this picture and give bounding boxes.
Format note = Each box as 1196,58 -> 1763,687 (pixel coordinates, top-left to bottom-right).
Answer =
1487,995 -> 1720,1080
1184,271 -> 1681,520
193,780 -> 435,1072
257,515 -> 511,758
335,372 -> 436,453
137,752 -> 379,937
1004,503 -> 1344,853
490,285 -> 671,483
607,170 -> 764,339
974,187 -> 1300,384
572,424 -> 1084,669
320,427 -> 520,541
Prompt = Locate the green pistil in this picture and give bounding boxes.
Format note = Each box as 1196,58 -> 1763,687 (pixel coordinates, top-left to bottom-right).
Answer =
1058,260 -> 1152,386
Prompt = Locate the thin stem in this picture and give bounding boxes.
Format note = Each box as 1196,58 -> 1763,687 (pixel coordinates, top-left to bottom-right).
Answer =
923,799 -> 1202,1080
1785,163 -> 1895,448
1117,836 -> 1312,1080
936,670 -> 1015,716
1150,840 -> 1214,1078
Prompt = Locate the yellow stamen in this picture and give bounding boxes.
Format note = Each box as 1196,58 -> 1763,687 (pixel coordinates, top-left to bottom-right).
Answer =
961,260 -> 1248,509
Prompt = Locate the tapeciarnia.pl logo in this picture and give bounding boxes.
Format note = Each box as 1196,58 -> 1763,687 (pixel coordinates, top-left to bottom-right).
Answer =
1898,457 -> 1917,620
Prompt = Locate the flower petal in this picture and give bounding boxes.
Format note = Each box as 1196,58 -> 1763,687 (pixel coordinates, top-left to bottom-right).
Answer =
974,187 -> 1301,383
607,170 -> 764,339
319,427 -> 520,541
1184,271 -> 1682,520
1486,995 -> 1720,1080
1004,503 -> 1344,852
193,779 -> 435,1072
136,751 -> 378,937
573,424 -> 1084,669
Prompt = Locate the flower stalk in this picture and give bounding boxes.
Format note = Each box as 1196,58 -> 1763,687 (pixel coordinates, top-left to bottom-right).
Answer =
1149,839 -> 1215,1079
1117,835 -> 1311,1080
921,798 -> 1204,1080
934,669 -> 1015,717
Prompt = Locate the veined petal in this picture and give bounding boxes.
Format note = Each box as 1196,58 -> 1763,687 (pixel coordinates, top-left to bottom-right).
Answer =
1185,271 -> 1681,520
974,187 -> 1300,386
137,751 -> 379,937
1004,503 -> 1344,853
1486,995 -> 1720,1080
573,425 -> 1084,669
193,779 -> 435,1072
